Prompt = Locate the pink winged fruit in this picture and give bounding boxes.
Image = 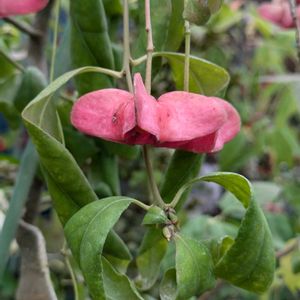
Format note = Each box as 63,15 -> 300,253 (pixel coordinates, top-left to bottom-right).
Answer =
71,73 -> 240,154
0,0 -> 48,17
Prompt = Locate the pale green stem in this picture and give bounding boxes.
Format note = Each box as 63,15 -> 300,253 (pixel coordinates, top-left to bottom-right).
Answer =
184,20 -> 191,92
132,199 -> 151,211
49,0 -> 60,82
142,0 -> 165,208
144,0 -> 154,93
0,48 -> 25,72
142,146 -> 165,207
123,0 -> 134,93
62,243 -> 79,300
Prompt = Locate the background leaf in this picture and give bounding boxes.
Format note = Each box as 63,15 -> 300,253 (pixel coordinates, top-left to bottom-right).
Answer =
70,0 -> 115,94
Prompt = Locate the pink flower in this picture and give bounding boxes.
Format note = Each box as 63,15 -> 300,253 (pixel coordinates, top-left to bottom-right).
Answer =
0,0 -> 48,18
71,73 -> 240,154
258,1 -> 300,28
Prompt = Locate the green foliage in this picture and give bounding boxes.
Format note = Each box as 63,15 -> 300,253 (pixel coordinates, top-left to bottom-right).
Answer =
154,52 -> 230,96
64,197 -> 143,299
70,0 -> 115,94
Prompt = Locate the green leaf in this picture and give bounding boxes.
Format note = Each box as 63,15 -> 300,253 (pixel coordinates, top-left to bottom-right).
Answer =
103,231 -> 132,273
160,268 -> 177,300
136,228 -> 168,291
21,67 -> 130,273
142,206 -> 169,225
133,0 -> 172,60
172,172 -> 275,293
175,234 -> 215,299
14,67 -> 47,112
164,0 -> 185,51
160,151 -> 203,205
183,0 -> 211,26
0,142 -> 38,279
154,52 -> 230,96
70,0 -> 115,94
64,196 -> 142,299
102,258 -> 142,299
22,67 -> 118,224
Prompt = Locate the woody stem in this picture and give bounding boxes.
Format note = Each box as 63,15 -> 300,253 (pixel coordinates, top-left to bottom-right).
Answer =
143,0 -> 165,207
123,0 -> 134,93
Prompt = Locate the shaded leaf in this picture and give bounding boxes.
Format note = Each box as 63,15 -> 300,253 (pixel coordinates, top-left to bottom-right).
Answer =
175,234 -> 215,299
70,0 -> 115,94
160,268 -> 177,300
154,52 -> 230,96
173,172 -> 275,293
160,151 -> 203,205
64,196 -> 142,299
136,228 -> 168,291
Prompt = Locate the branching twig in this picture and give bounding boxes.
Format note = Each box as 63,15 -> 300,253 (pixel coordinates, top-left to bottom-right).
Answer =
3,17 -> 42,37
288,0 -> 300,63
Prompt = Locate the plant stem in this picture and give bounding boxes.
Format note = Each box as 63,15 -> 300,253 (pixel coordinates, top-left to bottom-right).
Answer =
142,0 -> 165,208
49,0 -> 60,82
132,199 -> 151,211
123,0 -> 134,93
184,20 -> 191,92
0,48 -> 25,72
142,146 -> 165,207
3,17 -> 42,37
62,243 -> 79,300
288,0 -> 300,64
145,0 -> 154,93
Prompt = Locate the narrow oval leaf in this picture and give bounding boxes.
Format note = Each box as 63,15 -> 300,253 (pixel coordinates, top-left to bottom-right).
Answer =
64,196 -> 141,299
171,172 -> 275,293
136,228 -> 168,291
21,67 -> 131,275
70,0 -> 115,94
154,52 -> 230,96
22,67 -> 121,224
175,234 -> 215,299
14,67 -> 47,112
102,257 -> 142,299
160,268 -> 177,300
160,151 -> 203,205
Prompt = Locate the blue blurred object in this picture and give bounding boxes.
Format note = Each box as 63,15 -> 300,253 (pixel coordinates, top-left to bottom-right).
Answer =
0,113 -> 8,134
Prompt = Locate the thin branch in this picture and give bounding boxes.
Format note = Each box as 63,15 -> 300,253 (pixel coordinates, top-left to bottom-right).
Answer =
184,20 -> 191,92
123,0 -> 134,93
145,0 -> 154,93
288,0 -> 300,63
0,48 -> 25,72
3,17 -> 42,37
276,239 -> 299,259
142,0 -> 165,208
61,243 -> 79,300
142,146 -> 165,207
49,0 -> 61,83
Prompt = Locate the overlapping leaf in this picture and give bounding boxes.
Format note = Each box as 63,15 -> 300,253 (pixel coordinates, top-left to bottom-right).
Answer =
171,172 -> 275,293
64,196 -> 143,300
